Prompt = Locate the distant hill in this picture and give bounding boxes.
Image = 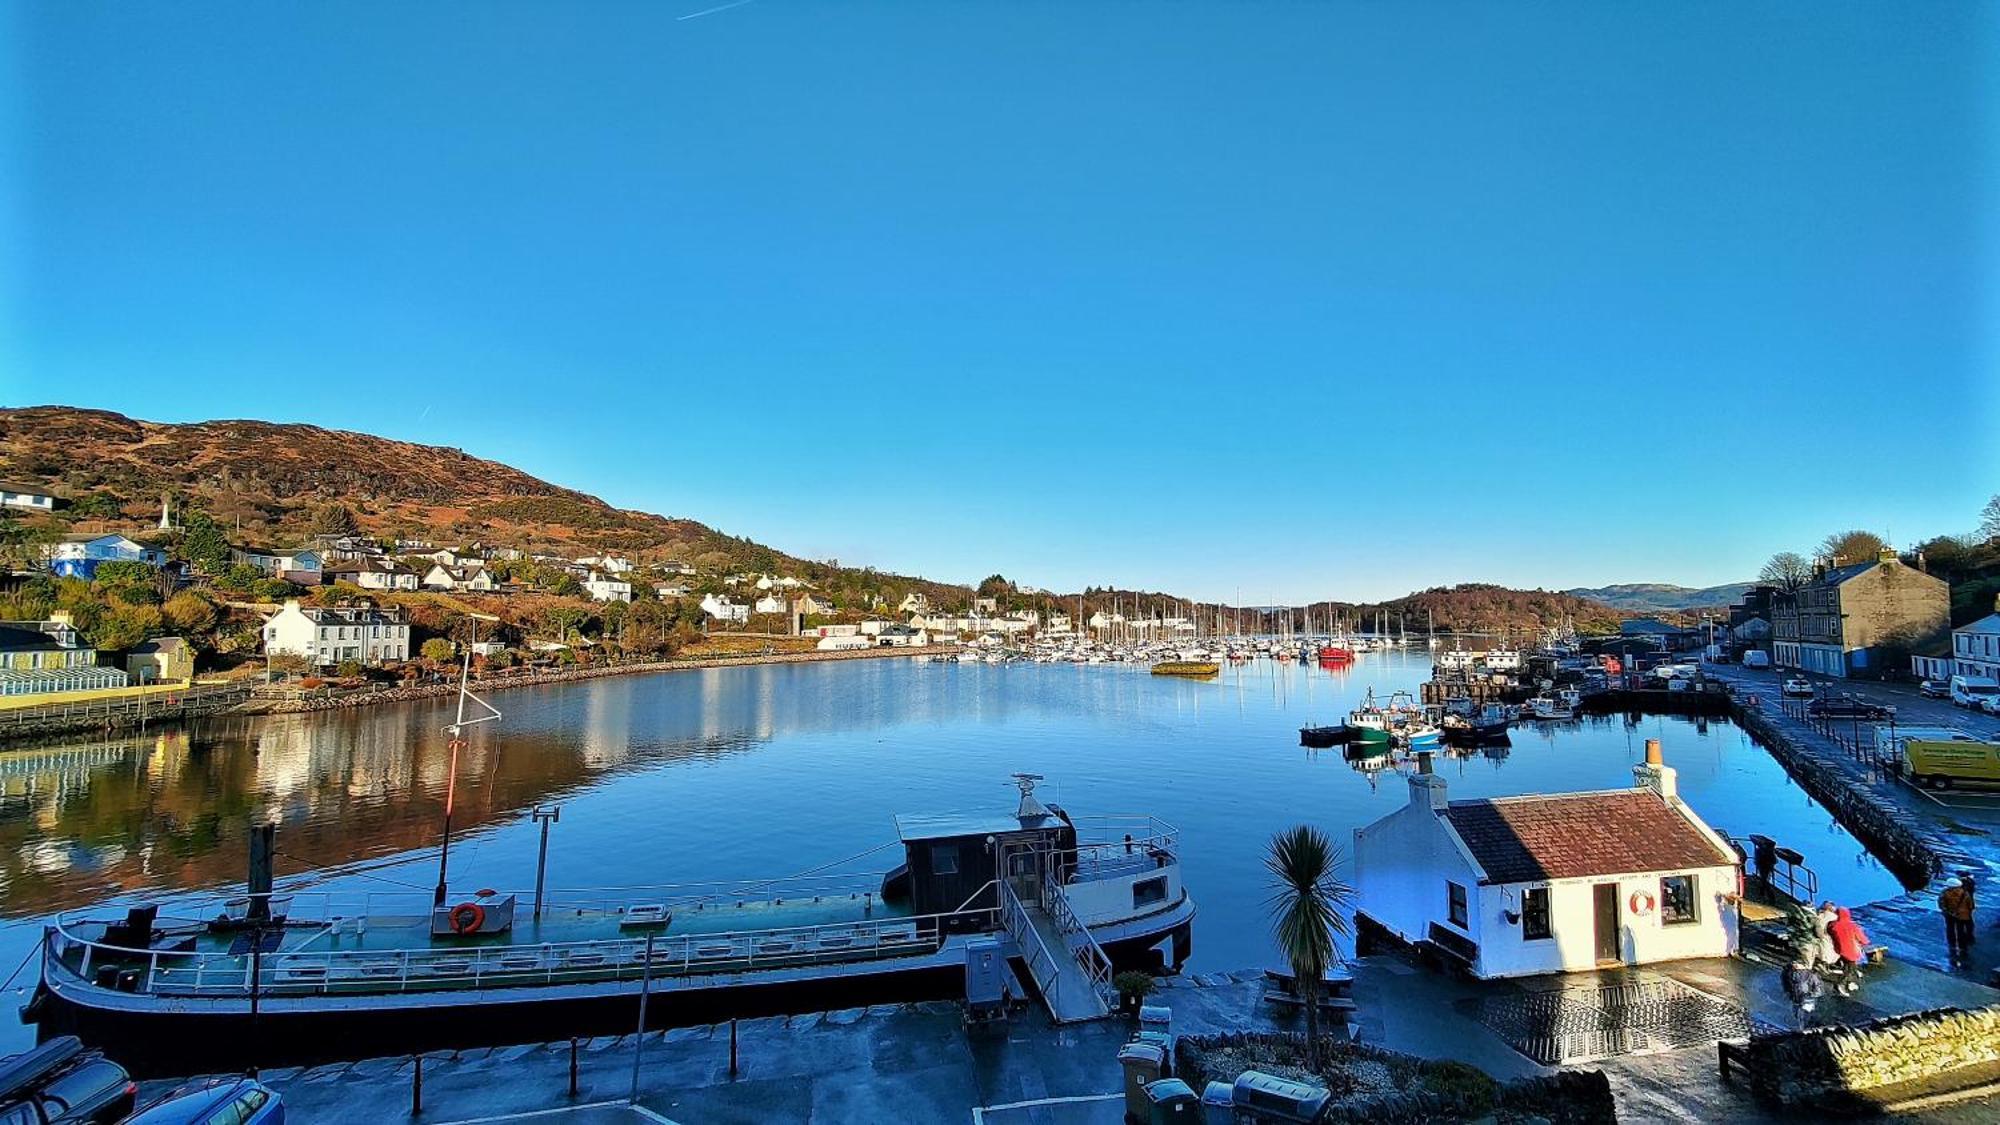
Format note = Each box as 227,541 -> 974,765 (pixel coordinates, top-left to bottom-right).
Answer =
1304,584 -> 1629,638
1564,582 -> 1752,613
0,405 -> 968,606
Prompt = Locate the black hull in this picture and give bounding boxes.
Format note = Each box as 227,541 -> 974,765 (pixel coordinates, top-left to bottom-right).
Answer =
30,924 -> 1191,1079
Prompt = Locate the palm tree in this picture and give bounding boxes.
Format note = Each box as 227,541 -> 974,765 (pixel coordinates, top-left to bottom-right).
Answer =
1266,824 -> 1354,1063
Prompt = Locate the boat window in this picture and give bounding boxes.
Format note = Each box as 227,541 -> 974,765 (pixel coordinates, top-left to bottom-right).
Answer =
930,845 -> 959,876
1447,881 -> 1468,929
1132,876 -> 1168,909
1522,888 -> 1551,941
1661,875 -> 1699,925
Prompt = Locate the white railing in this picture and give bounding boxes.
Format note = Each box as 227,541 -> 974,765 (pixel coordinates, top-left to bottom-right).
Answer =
47,900 -> 996,1001
998,882 -> 1064,1005
1041,882 -> 1116,1008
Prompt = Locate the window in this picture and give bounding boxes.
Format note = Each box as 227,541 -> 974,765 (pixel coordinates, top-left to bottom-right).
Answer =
930,845 -> 959,876
1522,887 -> 1552,941
1133,875 -> 1168,909
1447,881 -> 1468,929
1660,875 -> 1699,925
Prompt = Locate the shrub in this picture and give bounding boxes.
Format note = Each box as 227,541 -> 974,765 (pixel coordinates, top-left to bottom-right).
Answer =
335,659 -> 365,679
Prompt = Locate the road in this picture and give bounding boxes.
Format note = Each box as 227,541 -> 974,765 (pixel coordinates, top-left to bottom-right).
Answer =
1709,663 -> 2000,742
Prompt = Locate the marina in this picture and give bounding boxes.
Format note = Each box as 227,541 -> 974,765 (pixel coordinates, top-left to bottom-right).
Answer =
0,647 -> 1908,1070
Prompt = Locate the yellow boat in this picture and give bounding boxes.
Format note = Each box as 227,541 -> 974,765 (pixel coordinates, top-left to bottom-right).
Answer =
1151,661 -> 1220,678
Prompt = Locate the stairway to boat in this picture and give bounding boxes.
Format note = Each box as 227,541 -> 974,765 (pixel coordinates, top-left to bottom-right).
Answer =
1000,882 -> 1112,1023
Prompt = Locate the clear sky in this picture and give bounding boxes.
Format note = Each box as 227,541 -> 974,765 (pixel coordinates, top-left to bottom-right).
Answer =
4,2 -> 1995,602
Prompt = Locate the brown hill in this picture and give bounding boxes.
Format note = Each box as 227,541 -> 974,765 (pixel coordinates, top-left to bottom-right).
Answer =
0,405 -> 964,603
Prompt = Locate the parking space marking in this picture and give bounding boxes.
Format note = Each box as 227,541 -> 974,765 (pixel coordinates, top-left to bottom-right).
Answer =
971,1092 -> 1121,1124
434,1100 -> 686,1125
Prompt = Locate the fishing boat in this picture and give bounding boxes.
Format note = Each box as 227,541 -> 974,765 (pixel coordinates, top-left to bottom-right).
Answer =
1525,694 -> 1575,720
1298,724 -> 1351,749
28,630 -> 1199,1078
1441,703 -> 1512,745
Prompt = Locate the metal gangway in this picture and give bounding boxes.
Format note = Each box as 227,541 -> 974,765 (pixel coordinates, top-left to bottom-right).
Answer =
998,878 -> 1114,1023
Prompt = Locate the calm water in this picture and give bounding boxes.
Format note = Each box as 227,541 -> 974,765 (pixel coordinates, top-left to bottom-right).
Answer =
0,651 -> 1904,1052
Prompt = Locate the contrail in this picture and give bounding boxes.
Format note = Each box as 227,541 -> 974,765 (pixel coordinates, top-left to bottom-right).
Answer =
678,0 -> 754,20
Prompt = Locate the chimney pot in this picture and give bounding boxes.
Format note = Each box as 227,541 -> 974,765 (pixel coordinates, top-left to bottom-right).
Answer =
1645,738 -> 1663,767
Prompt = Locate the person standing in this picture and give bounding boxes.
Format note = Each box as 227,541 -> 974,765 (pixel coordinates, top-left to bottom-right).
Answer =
1941,875 -> 1976,965
1830,906 -> 1872,995
1782,957 -> 1822,1029
1813,901 -> 1840,971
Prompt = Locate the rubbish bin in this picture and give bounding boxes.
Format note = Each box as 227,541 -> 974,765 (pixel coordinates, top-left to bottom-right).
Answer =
1118,1041 -> 1167,1122
1200,1080 -> 1233,1125
1231,1070 -> 1331,1123
1143,1078 -> 1198,1123
1136,1003 -> 1174,1065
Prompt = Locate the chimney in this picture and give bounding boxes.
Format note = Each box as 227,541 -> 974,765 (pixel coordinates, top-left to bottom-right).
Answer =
1408,756 -> 1449,811
1634,738 -> 1678,801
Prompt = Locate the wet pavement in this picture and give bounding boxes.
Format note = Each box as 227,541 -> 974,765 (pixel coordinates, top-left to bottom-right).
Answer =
134,948 -> 2000,1123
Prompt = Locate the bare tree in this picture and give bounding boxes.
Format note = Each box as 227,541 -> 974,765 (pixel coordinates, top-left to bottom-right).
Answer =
1757,552 -> 1812,592
1981,495 -> 2000,543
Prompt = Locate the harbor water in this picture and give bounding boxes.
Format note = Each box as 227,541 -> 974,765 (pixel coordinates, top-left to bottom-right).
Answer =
0,650 -> 1905,1054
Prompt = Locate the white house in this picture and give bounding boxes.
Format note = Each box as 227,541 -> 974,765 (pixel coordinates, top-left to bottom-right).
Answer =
795,593 -> 835,617
1045,612 -> 1073,636
658,561 -> 697,576
577,554 -> 633,575
753,594 -> 787,616
583,572 -> 633,603
1353,740 -> 1739,979
1949,609 -> 2000,682
423,563 -> 498,593
655,583 -> 691,600
0,482 -> 56,512
326,558 -> 420,591
231,546 -> 324,585
700,593 -> 749,625
899,593 -> 931,614
45,534 -> 168,580
262,600 -> 411,666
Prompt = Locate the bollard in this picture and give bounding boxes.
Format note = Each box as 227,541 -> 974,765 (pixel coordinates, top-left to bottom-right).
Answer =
730,1018 -> 739,1078
412,1053 -> 423,1116
570,1037 -> 580,1097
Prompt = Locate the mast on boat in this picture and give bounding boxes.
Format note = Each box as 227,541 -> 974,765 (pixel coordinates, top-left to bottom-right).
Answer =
434,613 -> 503,907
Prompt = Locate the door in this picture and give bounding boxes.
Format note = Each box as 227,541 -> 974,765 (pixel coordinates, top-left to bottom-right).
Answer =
1593,883 -> 1621,963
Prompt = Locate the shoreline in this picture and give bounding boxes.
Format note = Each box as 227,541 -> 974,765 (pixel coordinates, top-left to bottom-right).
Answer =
237,643 -> 962,715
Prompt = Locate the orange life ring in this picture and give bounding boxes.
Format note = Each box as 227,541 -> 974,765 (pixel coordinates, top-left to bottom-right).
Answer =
449,902 -> 485,934
1629,891 -> 1656,916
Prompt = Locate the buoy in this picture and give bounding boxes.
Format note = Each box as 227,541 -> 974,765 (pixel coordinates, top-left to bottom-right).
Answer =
1628,890 -> 1656,916
449,902 -> 486,934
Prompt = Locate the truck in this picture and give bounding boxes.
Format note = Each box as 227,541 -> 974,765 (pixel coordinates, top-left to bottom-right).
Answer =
1951,675 -> 2000,710
1903,735 -> 2000,790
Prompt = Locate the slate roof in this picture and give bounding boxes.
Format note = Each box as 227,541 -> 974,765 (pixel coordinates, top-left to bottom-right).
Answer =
0,625 -> 61,654
1443,790 -> 1733,885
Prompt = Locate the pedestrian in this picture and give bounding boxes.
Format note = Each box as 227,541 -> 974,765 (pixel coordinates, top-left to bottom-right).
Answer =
1752,838 -> 1777,901
1813,901 -> 1840,972
1782,956 -> 1822,1029
1830,906 -> 1872,995
1941,875 -> 1976,965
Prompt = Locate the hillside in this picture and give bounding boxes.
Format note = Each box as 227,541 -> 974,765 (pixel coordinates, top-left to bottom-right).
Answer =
1564,582 -> 1752,614
0,405 -> 966,605
1330,584 -> 1628,638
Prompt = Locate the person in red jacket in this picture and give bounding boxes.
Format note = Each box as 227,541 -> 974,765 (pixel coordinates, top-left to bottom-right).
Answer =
1829,906 -> 1871,995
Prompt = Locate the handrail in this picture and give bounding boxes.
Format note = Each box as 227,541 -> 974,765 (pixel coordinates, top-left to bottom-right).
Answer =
998,882 -> 1063,1005
1042,882 -> 1115,1006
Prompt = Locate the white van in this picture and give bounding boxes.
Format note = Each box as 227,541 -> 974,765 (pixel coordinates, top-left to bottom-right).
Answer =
1952,675 -> 2000,710
1741,650 -> 1771,670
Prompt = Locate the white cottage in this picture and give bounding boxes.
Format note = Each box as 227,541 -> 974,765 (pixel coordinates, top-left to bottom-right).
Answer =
1354,740 -> 1739,978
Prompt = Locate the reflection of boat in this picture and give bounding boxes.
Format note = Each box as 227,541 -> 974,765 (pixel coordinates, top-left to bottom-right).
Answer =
30,774 -> 1198,1076
1299,725 -> 1351,749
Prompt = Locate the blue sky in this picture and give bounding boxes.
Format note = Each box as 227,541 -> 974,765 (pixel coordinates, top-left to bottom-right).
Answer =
4,2 -> 1995,602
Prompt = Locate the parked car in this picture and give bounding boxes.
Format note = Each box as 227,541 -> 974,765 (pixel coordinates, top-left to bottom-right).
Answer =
1808,696 -> 1895,722
0,1036 -> 136,1125
1919,679 -> 1952,699
1981,696 -> 2000,717
121,1077 -> 282,1125
1781,677 -> 1814,697
1740,650 -> 1771,669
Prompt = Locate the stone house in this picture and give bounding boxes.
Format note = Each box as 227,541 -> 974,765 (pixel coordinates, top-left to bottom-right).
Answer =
1771,551 -> 1949,678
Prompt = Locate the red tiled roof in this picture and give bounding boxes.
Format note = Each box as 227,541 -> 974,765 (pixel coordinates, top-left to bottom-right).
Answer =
1443,791 -> 1733,885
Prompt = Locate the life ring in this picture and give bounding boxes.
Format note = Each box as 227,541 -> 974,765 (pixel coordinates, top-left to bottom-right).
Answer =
448,902 -> 485,934
1629,891 -> 1656,917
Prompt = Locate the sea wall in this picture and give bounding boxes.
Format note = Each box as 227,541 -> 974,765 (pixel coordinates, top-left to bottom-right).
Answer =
1733,1005 -> 2000,1113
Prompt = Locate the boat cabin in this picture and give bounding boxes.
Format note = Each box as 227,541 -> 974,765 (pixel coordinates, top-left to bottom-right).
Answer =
889,807 -> 1077,920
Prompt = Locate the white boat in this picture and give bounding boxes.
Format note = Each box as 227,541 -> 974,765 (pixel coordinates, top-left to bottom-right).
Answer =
1526,695 -> 1575,720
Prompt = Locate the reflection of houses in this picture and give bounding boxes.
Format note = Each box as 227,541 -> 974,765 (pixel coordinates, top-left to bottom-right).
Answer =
44,534 -> 167,580
262,600 -> 411,665
231,545 -> 324,585
0,613 -> 126,696
1772,551 -> 1949,678
1354,741 -> 1738,978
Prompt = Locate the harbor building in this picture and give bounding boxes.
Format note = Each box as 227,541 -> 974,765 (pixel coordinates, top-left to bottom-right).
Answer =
1353,740 -> 1739,978
1770,550 -> 1949,679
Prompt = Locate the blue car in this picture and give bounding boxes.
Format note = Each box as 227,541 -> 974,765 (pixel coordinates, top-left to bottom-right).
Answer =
120,1078 -> 281,1125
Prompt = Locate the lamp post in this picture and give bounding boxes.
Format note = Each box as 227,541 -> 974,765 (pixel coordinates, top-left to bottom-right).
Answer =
532,804 -> 561,921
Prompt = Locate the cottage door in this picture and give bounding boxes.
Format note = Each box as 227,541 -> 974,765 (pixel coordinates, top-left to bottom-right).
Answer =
1592,883 -> 1621,963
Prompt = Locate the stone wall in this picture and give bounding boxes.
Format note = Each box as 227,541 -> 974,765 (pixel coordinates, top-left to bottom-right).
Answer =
1737,1005 -> 2000,1112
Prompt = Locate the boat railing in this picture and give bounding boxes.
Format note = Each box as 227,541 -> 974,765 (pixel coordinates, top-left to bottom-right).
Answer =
1065,815 -> 1179,872
47,872 -> 895,940
1041,881 -> 1117,1009
997,881 -> 1064,1007
44,901 -> 998,1000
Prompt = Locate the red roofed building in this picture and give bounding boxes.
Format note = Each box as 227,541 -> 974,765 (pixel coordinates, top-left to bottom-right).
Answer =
1354,740 -> 1740,978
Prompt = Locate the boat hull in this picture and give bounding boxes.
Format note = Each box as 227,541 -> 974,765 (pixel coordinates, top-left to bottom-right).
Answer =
28,910 -> 1194,1078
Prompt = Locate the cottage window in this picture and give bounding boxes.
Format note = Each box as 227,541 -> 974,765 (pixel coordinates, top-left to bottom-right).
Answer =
1522,887 -> 1552,940
1660,875 -> 1699,925
1446,881 -> 1468,929
930,845 -> 959,876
